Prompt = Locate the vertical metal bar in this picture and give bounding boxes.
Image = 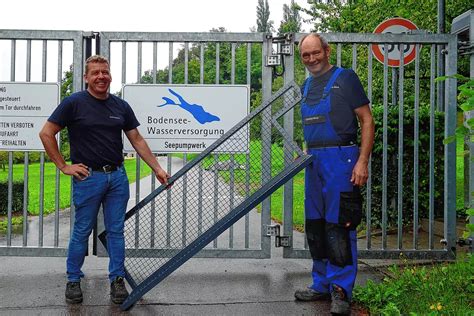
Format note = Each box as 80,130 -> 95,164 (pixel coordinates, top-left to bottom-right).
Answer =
166,42 -> 173,248
469,14 -> 474,254
184,42 -> 189,84
382,43 -> 389,250
22,152 -> 29,246
444,37 -> 457,254
231,43 -> 236,84
413,44 -> 420,249
166,157 -> 172,247
121,41 -> 127,85
168,42 -> 173,83
26,40 -> 31,82
213,154 -> 219,248
392,68 -> 398,106
7,152 -> 13,246
352,43 -> 357,70
261,36 -> 272,256
197,160 -> 203,236
337,43 -> 342,67
39,153 -> 45,247
152,42 -> 157,84
229,42 -> 236,248
282,41 -> 295,258
11,40 -> 16,81
137,41 -> 142,83
245,152 -> 251,248
134,156 -> 140,248
200,43 -> 204,84
366,44 -> 373,249
182,155 -> 187,247
150,155 -> 156,248
397,44 -> 405,250
215,43 -> 220,84
429,44 -> 436,249
229,155 -> 235,248
42,40 -> 47,82
245,42 -> 251,248
135,41 -> 142,208
55,40 -> 63,248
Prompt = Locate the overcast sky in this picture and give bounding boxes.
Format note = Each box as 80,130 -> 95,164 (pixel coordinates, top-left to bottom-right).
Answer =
1,0 -> 309,33
0,0 -> 310,91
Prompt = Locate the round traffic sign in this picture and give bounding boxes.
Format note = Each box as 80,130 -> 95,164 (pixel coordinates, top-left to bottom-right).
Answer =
372,17 -> 419,67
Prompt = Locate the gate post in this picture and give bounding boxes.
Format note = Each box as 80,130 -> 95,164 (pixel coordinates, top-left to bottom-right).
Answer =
444,35 -> 458,255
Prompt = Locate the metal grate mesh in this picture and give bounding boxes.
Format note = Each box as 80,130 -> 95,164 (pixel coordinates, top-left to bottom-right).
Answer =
99,82 -> 310,308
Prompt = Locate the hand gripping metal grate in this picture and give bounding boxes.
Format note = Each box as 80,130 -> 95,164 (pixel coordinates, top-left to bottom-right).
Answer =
98,82 -> 312,310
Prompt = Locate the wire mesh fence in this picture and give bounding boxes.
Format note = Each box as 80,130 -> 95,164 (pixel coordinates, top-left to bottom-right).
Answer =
98,81 -> 312,309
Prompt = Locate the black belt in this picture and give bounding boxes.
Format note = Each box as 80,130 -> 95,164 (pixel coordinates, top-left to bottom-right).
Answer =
306,140 -> 356,148
90,164 -> 121,173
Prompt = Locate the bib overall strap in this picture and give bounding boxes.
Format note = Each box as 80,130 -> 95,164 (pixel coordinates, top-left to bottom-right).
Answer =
303,76 -> 313,100
322,67 -> 343,99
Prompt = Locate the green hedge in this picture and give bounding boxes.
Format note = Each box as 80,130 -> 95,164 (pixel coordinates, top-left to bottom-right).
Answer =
365,103 -> 445,228
0,180 -> 25,215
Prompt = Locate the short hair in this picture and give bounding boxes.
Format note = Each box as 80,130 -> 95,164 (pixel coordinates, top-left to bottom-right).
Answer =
84,55 -> 110,74
298,33 -> 329,54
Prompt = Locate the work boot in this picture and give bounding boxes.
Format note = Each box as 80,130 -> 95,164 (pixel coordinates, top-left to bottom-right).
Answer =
110,276 -> 129,304
294,287 -> 330,301
330,284 -> 351,315
65,281 -> 83,304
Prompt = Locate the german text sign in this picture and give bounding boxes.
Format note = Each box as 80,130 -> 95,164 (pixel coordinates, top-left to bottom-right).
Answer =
0,82 -> 59,151
122,85 -> 249,153
372,17 -> 419,67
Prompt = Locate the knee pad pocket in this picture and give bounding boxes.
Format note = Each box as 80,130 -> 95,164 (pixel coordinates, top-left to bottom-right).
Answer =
326,223 -> 352,267
305,219 -> 327,260
339,186 -> 362,230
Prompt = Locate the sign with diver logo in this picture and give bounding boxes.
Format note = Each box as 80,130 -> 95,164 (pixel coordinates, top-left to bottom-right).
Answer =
122,85 -> 249,153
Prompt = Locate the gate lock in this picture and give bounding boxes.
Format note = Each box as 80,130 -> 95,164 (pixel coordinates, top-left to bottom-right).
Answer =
265,33 -> 294,72
265,224 -> 291,247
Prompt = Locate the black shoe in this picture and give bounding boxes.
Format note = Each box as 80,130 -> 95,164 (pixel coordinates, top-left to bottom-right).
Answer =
294,287 -> 331,301
110,276 -> 129,304
330,284 -> 351,315
65,281 -> 83,304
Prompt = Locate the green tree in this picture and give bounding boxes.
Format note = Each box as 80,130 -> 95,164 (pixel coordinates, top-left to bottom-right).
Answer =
278,0 -> 302,35
256,0 -> 274,33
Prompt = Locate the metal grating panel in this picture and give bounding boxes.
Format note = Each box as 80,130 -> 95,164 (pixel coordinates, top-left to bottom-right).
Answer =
98,81 -> 312,310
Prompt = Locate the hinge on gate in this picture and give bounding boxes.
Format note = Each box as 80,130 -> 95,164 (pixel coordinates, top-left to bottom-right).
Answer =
265,224 -> 291,247
440,237 -> 473,247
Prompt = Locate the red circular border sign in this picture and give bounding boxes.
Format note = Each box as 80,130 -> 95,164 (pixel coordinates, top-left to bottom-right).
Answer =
372,18 -> 419,67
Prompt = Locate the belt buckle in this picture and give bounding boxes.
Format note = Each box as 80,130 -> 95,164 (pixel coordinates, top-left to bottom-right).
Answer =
102,165 -> 113,173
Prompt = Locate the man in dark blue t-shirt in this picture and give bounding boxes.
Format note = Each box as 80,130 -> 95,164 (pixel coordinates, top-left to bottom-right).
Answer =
294,34 -> 374,315
39,55 -> 170,305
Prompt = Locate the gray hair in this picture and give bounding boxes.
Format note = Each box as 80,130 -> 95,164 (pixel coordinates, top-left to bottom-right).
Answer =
298,33 -> 329,53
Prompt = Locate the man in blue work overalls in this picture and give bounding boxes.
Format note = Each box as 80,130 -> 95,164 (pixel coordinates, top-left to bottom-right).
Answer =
294,33 -> 375,315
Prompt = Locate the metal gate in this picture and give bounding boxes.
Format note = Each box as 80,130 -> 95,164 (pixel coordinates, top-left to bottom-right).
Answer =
276,32 -> 458,260
0,29 -> 458,260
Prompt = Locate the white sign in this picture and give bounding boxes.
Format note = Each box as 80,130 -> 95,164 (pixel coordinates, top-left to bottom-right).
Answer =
122,85 -> 249,153
0,82 -> 59,151
372,17 -> 419,67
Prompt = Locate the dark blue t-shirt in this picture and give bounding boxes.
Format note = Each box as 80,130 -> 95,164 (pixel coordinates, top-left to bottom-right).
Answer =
301,67 -> 370,141
48,90 -> 140,169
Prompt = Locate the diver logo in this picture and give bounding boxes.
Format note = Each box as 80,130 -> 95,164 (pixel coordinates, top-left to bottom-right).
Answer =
158,89 -> 220,124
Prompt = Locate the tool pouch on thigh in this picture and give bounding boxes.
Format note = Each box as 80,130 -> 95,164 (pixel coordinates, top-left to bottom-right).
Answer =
338,186 -> 362,230
326,223 -> 352,267
305,219 -> 327,260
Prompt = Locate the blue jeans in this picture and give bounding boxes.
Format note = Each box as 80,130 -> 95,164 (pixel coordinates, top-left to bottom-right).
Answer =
67,166 -> 129,283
